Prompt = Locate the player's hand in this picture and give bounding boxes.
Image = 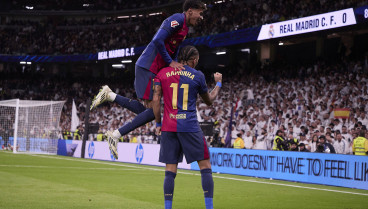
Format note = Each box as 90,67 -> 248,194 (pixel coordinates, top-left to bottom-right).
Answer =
214,72 -> 222,83
155,127 -> 162,136
170,61 -> 185,70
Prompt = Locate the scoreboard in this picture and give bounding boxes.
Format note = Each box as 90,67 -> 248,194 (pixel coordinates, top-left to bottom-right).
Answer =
354,5 -> 368,23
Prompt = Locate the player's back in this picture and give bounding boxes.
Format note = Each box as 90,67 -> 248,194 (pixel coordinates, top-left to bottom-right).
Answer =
155,65 -> 208,132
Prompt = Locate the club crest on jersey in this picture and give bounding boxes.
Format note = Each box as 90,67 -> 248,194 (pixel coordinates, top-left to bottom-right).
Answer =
171,20 -> 179,28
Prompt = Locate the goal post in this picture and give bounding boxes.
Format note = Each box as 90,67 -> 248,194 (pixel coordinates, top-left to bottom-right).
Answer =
0,99 -> 66,154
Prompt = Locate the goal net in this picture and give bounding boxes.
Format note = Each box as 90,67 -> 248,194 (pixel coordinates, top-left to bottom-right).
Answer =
0,99 -> 65,154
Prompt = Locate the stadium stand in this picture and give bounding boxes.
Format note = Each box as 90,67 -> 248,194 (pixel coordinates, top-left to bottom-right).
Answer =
1,57 -> 367,153
0,0 -> 366,54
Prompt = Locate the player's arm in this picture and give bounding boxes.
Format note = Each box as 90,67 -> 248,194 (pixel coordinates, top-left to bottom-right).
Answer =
152,84 -> 163,135
152,15 -> 184,70
200,72 -> 222,106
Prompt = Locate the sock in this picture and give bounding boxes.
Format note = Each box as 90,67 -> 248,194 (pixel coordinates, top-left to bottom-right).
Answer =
113,94 -> 146,114
204,198 -> 213,209
108,92 -> 117,102
118,108 -> 155,136
112,130 -> 121,139
201,168 -> 214,209
165,200 -> 172,209
164,171 -> 176,209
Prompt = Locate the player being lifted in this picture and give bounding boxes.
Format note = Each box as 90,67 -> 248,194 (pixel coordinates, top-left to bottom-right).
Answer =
90,0 -> 206,159
153,45 -> 222,209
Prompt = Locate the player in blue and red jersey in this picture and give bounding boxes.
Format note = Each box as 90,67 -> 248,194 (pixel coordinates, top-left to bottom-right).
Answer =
90,0 -> 206,159
152,46 -> 222,209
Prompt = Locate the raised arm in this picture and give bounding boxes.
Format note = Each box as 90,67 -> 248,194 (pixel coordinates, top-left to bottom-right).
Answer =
200,72 -> 222,106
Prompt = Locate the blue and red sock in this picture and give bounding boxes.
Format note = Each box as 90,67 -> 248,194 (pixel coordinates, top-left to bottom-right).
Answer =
118,108 -> 155,136
201,168 -> 214,209
114,95 -> 146,114
164,171 -> 176,209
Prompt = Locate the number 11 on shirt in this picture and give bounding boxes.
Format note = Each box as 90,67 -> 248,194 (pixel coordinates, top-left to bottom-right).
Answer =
170,83 -> 189,110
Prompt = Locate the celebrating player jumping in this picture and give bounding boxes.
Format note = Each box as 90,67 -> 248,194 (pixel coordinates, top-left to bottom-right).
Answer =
90,0 -> 206,159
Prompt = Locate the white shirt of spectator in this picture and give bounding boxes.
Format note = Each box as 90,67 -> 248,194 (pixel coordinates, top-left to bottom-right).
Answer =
247,88 -> 254,100
243,133 -> 253,149
254,134 -> 267,150
333,139 -> 346,154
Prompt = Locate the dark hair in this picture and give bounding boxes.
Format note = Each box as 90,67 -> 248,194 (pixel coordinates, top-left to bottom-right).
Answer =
359,130 -> 366,137
177,45 -> 199,63
183,0 -> 206,11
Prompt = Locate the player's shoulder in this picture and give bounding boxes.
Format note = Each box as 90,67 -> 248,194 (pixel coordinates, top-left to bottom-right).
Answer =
184,66 -> 205,80
168,13 -> 185,21
157,66 -> 175,77
189,67 -> 205,78
165,13 -> 185,26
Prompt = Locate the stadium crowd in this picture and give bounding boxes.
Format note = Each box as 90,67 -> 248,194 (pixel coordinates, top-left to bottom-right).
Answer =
1,0 -> 367,55
1,57 -> 368,154
4,0 -> 177,11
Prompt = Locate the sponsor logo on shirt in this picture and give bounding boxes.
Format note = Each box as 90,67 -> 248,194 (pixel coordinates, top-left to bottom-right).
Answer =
171,20 -> 179,28
170,113 -> 187,119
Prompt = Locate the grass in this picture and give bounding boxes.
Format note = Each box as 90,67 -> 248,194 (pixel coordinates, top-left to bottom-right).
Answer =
0,151 -> 367,209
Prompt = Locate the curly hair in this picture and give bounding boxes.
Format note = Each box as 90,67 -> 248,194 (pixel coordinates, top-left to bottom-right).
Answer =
177,45 -> 199,63
183,0 -> 207,12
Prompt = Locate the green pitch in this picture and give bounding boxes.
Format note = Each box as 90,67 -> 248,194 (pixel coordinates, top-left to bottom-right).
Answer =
0,151 -> 367,209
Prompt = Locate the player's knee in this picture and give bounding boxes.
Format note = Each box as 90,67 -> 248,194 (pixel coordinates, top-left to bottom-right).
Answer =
165,164 -> 178,173
198,159 -> 211,170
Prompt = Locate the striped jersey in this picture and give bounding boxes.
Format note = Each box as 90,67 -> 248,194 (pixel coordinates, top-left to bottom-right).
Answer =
136,13 -> 188,75
154,65 -> 208,132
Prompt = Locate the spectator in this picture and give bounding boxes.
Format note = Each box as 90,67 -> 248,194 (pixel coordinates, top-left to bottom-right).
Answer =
298,143 -> 310,152
2,0 -> 363,55
315,135 -> 336,153
243,130 -> 254,149
233,132 -> 245,149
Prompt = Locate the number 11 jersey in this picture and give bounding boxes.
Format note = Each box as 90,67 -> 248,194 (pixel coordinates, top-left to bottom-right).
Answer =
154,65 -> 208,132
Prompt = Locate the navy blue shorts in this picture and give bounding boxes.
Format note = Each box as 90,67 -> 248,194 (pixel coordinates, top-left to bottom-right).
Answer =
159,131 -> 210,164
134,65 -> 156,100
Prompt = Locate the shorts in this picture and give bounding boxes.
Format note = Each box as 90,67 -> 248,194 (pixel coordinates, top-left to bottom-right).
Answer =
159,131 -> 210,164
135,65 -> 156,100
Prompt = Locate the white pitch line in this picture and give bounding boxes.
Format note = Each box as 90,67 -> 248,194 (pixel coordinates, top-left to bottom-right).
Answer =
0,164 -> 140,171
15,153 -> 368,197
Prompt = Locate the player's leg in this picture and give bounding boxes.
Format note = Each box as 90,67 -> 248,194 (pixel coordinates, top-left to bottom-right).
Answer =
178,132 -> 213,209
90,85 -> 146,114
164,164 -> 177,209
104,66 -> 156,158
112,66 -> 156,138
160,132 -> 183,209
198,159 -> 214,209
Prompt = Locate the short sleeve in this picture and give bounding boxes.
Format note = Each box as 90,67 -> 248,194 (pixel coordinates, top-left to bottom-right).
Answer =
154,75 -> 161,86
